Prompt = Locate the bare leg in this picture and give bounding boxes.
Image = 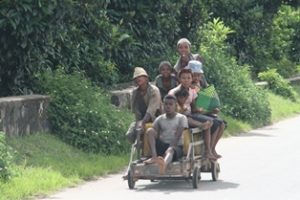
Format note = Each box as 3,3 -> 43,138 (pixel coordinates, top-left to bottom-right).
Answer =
144,128 -> 158,164
158,147 -> 174,175
211,122 -> 225,159
164,147 -> 174,166
188,118 -> 215,159
188,117 -> 212,130
203,128 -> 216,160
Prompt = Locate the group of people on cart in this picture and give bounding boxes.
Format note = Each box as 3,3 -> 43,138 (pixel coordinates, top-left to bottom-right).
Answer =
126,38 -> 226,175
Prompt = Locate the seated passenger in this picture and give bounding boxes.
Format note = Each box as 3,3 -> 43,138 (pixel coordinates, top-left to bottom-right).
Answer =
175,89 -> 215,159
189,60 -> 226,159
144,95 -> 188,174
126,67 -> 161,144
169,68 -> 217,160
155,61 -> 177,100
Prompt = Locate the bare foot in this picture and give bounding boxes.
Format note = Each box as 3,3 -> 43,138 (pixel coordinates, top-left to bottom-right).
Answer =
155,156 -> 166,175
212,150 -> 222,159
204,152 -> 217,160
144,157 -> 158,164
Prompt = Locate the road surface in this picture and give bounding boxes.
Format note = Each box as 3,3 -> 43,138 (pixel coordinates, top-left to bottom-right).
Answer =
39,115 -> 300,200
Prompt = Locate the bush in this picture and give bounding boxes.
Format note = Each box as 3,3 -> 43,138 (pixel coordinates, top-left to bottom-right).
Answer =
269,5 -> 300,77
258,69 -> 297,101
0,132 -> 13,182
34,68 -> 133,154
0,0 -> 120,96
197,18 -> 271,125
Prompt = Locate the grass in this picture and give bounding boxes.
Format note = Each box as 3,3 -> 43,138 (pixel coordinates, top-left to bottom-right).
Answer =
269,84 -> 300,122
0,133 -> 129,200
269,92 -> 300,122
1,86 -> 300,200
0,167 -> 75,200
8,133 -> 128,178
222,114 -> 252,137
221,86 -> 300,137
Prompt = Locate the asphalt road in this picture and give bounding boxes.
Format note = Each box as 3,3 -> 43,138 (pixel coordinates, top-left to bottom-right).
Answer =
39,115 -> 300,200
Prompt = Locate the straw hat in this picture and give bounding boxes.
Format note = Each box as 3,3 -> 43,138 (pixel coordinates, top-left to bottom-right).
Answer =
188,60 -> 203,73
133,67 -> 148,79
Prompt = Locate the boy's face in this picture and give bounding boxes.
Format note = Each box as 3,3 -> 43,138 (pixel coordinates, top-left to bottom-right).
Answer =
177,96 -> 188,105
164,98 -> 176,114
177,42 -> 190,57
192,73 -> 202,84
179,72 -> 192,88
134,76 -> 147,87
160,65 -> 172,78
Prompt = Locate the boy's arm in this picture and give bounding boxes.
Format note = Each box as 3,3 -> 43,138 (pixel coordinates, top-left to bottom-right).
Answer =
170,126 -> 185,147
191,99 -> 204,114
170,115 -> 188,147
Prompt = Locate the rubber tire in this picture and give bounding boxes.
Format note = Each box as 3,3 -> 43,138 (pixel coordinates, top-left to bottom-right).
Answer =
211,162 -> 219,181
192,166 -> 200,189
127,169 -> 135,189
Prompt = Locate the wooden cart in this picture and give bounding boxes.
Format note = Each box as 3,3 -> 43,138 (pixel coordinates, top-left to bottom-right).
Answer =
124,127 -> 220,189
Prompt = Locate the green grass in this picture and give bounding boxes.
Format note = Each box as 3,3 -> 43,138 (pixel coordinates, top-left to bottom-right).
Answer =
0,167 -> 75,200
269,93 -> 300,122
1,86 -> 300,200
269,85 -> 300,122
1,133 -> 129,200
221,86 -> 300,137
222,114 -> 252,137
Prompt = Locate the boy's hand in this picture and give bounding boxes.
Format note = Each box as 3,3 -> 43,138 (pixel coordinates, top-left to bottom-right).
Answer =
211,108 -> 220,114
136,120 -> 145,132
197,107 -> 204,113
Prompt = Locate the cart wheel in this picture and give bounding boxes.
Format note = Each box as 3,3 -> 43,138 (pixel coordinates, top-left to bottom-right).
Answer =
192,166 -> 200,189
211,161 -> 219,181
127,168 -> 136,189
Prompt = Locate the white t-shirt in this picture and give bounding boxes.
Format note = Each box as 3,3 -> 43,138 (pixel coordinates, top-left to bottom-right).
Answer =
153,113 -> 188,145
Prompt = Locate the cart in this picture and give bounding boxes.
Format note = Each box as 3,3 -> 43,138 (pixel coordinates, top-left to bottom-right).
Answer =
123,127 -> 220,189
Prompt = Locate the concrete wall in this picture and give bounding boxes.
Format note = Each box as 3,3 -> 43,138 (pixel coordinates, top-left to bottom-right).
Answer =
0,95 -> 50,136
111,76 -> 300,109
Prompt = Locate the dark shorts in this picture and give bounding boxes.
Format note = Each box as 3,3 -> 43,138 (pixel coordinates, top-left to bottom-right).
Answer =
155,139 -> 183,161
206,114 -> 228,129
191,113 -> 220,133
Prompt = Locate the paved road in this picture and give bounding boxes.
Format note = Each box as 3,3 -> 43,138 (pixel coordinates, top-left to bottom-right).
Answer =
39,115 -> 300,200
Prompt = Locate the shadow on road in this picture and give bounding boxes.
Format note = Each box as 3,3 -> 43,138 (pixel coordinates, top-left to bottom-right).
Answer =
133,179 -> 239,192
235,131 -> 274,137
235,126 -> 280,137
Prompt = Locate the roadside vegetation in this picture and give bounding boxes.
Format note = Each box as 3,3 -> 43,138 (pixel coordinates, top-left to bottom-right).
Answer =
1,1 -> 300,200
0,87 -> 299,200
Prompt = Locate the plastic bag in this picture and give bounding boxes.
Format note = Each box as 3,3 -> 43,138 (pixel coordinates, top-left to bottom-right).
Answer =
196,85 -> 220,112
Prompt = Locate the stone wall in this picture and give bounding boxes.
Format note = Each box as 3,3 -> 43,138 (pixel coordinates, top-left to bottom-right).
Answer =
110,87 -> 134,109
110,76 -> 300,109
0,95 -> 50,136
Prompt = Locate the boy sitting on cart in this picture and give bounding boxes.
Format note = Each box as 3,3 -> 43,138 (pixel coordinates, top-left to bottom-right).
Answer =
144,94 -> 188,174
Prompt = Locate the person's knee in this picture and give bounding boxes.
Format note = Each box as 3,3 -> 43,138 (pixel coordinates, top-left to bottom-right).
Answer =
220,122 -> 226,129
211,121 -> 219,134
146,127 -> 156,137
166,147 -> 175,154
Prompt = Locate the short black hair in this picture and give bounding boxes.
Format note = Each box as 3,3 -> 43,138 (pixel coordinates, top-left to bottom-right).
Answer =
163,94 -> 177,102
175,89 -> 189,98
159,61 -> 172,71
178,68 -> 192,78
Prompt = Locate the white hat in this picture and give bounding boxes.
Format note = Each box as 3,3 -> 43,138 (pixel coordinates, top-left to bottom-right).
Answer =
188,60 -> 203,73
177,38 -> 191,47
133,67 -> 148,79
